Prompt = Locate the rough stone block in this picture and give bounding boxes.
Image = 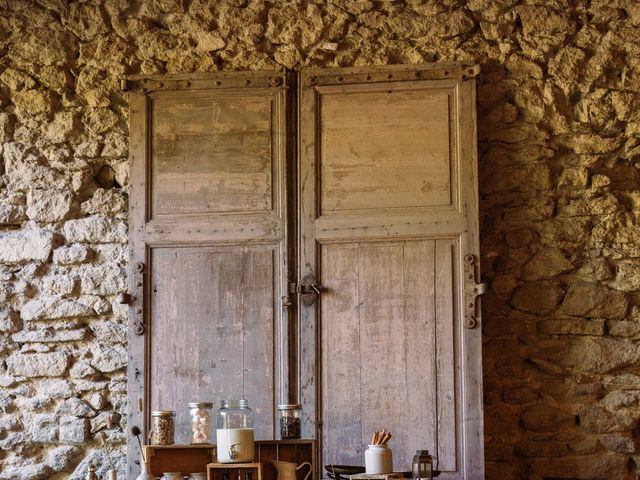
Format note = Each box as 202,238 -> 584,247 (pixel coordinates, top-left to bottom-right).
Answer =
521,248 -> 573,281
80,188 -> 127,216
6,352 -> 69,377
510,282 -> 565,316
0,306 -> 21,333
12,328 -> 87,343
38,379 -> 75,399
31,413 -> 58,443
0,230 -> 54,264
562,337 -> 640,373
52,244 -> 93,265
58,415 -> 89,444
90,344 -> 127,373
20,295 -> 102,321
560,283 -> 628,319
521,404 -> 576,432
26,189 -> 76,222
57,397 -> 95,418
63,216 -> 127,243
89,320 -> 126,343
41,274 -> 77,295
44,445 -> 81,472
4,165 -> 67,190
0,204 -> 27,226
78,264 -> 126,295
538,318 -> 605,336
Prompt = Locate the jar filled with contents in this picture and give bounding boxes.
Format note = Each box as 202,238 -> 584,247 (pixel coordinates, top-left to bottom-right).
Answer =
149,410 -> 175,445
189,402 -> 213,444
277,404 -> 302,439
216,399 -> 255,463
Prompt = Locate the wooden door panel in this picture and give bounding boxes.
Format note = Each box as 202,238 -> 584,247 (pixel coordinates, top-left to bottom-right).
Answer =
319,86 -> 455,214
150,92 -> 276,217
150,246 -> 276,441
299,64 -> 482,479
320,239 -> 458,473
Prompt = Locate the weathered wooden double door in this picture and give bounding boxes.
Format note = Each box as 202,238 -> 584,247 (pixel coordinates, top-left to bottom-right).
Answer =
126,64 -> 483,479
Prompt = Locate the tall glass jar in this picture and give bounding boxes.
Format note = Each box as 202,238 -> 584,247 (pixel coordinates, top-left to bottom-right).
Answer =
149,410 -> 175,445
189,402 -> 213,444
277,404 -> 302,439
216,399 -> 255,463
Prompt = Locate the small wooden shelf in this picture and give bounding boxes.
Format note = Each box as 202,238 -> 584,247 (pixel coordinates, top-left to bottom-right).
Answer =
143,440 -> 316,479
143,444 -> 215,477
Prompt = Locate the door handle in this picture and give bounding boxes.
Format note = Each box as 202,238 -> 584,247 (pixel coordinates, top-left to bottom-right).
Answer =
298,273 -> 324,306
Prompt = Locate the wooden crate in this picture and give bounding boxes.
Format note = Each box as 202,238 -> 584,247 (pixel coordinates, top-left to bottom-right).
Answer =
255,440 -> 316,480
144,444 -> 215,477
144,440 -> 316,480
208,462 -> 263,480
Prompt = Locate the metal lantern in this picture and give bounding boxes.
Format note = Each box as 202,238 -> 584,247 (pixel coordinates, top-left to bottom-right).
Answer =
412,450 -> 434,480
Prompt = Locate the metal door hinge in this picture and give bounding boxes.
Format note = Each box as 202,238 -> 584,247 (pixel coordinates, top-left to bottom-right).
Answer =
464,254 -> 487,329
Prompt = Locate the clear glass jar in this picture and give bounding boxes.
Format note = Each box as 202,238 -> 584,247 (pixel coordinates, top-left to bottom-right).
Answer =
161,473 -> 183,480
149,410 -> 175,445
189,402 -> 213,444
216,399 -> 255,463
277,404 -> 302,439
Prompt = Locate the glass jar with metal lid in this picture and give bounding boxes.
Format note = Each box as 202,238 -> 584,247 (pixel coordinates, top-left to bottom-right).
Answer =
149,410 -> 175,445
277,404 -> 302,439
189,402 -> 213,444
216,399 -> 255,463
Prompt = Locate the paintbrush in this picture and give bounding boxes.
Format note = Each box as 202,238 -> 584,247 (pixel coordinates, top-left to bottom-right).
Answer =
131,426 -> 146,463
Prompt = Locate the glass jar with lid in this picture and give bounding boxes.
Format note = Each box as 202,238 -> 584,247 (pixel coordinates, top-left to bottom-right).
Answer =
149,410 -> 175,445
277,404 -> 302,439
189,402 -> 213,444
216,399 -> 255,463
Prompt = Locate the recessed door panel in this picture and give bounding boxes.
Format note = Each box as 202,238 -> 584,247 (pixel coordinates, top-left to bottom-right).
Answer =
150,246 -> 276,440
320,239 -> 459,472
319,87 -> 455,214
150,92 -> 277,217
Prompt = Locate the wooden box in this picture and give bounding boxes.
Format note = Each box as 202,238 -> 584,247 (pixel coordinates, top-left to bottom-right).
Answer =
143,440 -> 316,479
255,440 -> 316,480
143,444 -> 215,477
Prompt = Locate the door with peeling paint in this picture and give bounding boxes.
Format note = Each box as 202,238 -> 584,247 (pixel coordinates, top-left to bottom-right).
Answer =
126,71 -> 294,478
298,64 -> 483,479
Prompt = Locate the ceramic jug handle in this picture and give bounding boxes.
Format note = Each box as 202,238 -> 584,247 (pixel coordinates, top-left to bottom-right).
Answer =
296,462 -> 312,480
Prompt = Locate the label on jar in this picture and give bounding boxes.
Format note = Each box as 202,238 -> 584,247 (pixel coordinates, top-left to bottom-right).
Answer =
216,428 -> 255,463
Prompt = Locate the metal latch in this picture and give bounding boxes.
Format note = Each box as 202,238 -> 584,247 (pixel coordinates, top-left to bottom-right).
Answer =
298,273 -> 324,307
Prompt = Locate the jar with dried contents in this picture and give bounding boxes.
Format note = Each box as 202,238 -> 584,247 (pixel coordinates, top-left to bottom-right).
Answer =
189,402 -> 213,444
150,410 -> 175,445
277,404 -> 302,439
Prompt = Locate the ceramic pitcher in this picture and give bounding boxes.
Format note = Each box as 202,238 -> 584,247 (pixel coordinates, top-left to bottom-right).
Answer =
272,460 -> 312,480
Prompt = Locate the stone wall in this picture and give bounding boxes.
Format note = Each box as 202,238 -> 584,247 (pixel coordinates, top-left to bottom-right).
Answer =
0,0 -> 639,478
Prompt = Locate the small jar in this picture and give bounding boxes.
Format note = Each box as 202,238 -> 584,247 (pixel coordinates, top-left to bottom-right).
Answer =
216,399 -> 255,463
150,410 -> 175,445
189,402 -> 213,444
277,404 -> 302,439
161,473 -> 183,480
365,445 -> 393,474
187,474 -> 207,480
